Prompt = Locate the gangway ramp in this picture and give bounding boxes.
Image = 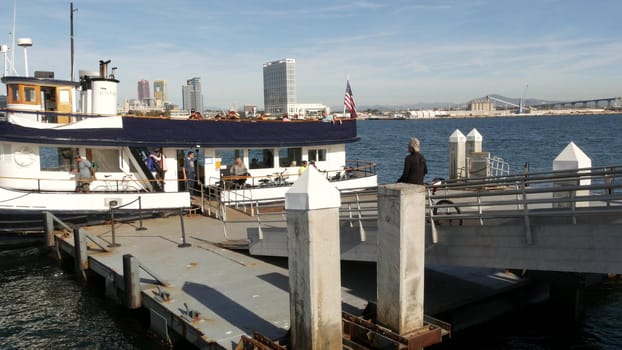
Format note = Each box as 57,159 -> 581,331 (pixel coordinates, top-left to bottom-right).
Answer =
246,165 -> 622,274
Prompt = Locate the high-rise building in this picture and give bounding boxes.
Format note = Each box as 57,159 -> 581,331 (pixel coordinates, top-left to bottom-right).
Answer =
182,77 -> 203,113
137,79 -> 150,101
263,58 -> 296,115
153,80 -> 167,107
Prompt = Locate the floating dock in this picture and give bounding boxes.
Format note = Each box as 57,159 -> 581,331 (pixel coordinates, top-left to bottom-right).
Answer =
49,205 -> 545,349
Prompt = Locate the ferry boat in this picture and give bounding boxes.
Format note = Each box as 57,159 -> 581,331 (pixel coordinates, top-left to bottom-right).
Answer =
0,59 -> 376,231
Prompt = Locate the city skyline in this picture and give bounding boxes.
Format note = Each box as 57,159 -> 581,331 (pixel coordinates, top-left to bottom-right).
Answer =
1,1 -> 620,109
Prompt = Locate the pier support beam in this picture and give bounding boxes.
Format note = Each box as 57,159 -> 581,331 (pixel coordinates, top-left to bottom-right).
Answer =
123,254 -> 142,309
73,227 -> 88,280
376,184 -> 426,334
285,168 -> 342,349
44,212 -> 55,249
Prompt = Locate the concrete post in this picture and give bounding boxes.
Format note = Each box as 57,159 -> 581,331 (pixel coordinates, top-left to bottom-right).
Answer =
376,183 -> 426,334
449,129 -> 466,179
123,254 -> 142,309
466,128 -> 482,156
552,142 -> 592,208
466,129 -> 486,178
285,167 -> 342,350
73,227 -> 88,280
44,212 -> 55,249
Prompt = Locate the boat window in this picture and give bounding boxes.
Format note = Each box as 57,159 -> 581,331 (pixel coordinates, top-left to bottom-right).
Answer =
279,147 -> 302,167
90,149 -> 121,172
248,148 -> 274,169
216,149 -> 244,170
308,149 -> 327,162
40,146 -> 73,171
24,87 -> 37,103
9,86 -> 19,103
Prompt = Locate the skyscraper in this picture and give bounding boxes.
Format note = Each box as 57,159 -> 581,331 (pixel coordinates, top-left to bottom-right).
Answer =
263,58 -> 296,115
137,79 -> 150,101
153,80 -> 167,107
182,77 -> 203,113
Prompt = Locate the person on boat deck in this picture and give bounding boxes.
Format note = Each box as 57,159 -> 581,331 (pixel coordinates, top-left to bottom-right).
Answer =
227,110 -> 241,120
230,157 -> 250,187
188,109 -> 203,120
182,151 -> 197,195
72,155 -> 96,192
321,110 -> 342,125
298,160 -> 308,175
149,149 -> 168,190
397,137 -> 428,185
320,110 -> 333,122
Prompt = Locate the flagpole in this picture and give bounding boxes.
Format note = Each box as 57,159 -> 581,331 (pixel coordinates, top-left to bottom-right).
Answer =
343,74 -> 349,117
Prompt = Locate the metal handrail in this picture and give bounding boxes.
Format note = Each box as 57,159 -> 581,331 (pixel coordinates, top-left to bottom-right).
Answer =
219,166 -> 622,245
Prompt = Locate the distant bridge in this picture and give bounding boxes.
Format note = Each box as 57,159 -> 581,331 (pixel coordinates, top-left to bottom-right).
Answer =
486,96 -> 621,111
529,97 -> 621,109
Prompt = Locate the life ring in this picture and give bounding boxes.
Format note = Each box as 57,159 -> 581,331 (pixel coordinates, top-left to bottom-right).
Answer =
14,147 -> 36,167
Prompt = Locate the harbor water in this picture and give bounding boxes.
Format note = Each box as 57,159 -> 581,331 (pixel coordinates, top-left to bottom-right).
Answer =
1,114 -> 621,349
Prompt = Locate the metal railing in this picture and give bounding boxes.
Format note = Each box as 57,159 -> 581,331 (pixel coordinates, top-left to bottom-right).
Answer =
220,165 -> 622,245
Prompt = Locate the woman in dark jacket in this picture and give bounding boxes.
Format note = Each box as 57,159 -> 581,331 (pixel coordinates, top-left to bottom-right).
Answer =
397,137 -> 428,185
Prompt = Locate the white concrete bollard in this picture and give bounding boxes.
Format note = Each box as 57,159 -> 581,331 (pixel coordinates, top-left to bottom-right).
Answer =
449,129 -> 466,179
285,167 -> 342,349
553,142 -> 592,208
376,183 -> 426,334
466,128 -> 482,156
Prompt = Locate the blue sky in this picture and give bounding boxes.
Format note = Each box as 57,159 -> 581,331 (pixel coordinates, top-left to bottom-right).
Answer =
1,0 -> 620,110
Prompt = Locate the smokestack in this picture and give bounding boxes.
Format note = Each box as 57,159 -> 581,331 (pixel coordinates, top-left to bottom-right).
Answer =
99,60 -> 111,79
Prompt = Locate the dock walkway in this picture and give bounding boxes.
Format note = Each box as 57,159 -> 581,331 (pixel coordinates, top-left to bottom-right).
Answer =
54,214 -> 543,348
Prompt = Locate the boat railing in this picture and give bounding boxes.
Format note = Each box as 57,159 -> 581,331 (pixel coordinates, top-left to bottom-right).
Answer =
0,175 -> 164,193
210,160 -> 377,190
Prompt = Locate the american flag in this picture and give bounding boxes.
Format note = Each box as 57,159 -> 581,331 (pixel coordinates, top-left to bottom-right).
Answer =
344,80 -> 357,119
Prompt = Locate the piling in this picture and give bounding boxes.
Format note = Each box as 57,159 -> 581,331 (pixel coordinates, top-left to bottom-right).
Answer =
465,128 -> 482,155
376,183 -> 426,334
285,167 -> 342,349
123,254 -> 142,309
449,129 -> 466,179
44,212 -> 55,249
73,227 -> 88,280
552,142 -> 592,208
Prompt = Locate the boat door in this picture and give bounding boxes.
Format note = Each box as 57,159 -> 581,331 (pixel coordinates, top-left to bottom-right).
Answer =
41,86 -> 73,123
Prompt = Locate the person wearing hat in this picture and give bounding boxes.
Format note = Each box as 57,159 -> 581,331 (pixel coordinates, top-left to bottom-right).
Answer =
397,137 -> 427,185
72,154 -> 96,192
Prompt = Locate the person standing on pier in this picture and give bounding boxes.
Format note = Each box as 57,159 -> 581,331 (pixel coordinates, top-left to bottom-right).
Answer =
397,137 -> 428,185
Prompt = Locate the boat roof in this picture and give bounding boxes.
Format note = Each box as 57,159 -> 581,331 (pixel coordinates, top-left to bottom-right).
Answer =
1,76 -> 80,88
0,116 -> 360,148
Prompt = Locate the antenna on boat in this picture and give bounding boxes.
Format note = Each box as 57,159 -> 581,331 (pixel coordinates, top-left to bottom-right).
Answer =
1,0 -> 19,76
70,2 -> 78,81
10,0 -> 17,74
0,44 -> 8,77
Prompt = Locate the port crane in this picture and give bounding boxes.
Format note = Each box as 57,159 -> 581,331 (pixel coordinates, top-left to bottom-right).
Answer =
487,84 -> 529,113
